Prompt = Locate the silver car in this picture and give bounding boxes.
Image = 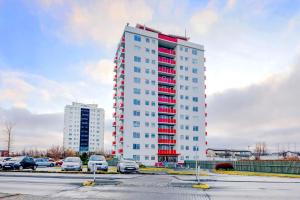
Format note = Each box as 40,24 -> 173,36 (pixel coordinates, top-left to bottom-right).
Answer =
61,157 -> 82,171
88,155 -> 108,172
117,158 -> 139,173
0,157 -> 12,170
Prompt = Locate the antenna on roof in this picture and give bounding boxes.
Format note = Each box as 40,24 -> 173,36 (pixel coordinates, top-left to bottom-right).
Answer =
185,28 -> 187,38
126,23 -> 129,26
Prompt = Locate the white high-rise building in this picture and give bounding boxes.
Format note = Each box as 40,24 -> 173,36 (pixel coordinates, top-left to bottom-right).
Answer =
63,102 -> 105,153
112,24 -> 208,166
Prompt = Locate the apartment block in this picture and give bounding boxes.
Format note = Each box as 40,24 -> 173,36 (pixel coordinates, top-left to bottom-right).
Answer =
112,24 -> 207,165
63,102 -> 105,153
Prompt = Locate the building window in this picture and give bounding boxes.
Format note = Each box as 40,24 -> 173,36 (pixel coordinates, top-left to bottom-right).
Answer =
134,77 -> 141,83
134,35 -> 141,42
192,49 -> 197,55
133,144 -> 140,150
151,133 -> 155,138
145,156 -> 149,160
151,60 -> 156,64
185,47 -> 188,52
151,70 -> 156,75
192,68 -> 197,74
185,135 -> 189,140
193,107 -> 198,112
145,133 -> 149,138
134,56 -> 141,62
133,132 -> 140,138
146,38 -> 150,43
193,136 -> 199,141
151,144 -> 155,149
145,90 -> 150,95
133,110 -> 140,116
181,145 -> 184,150
145,111 -> 150,116
151,49 -> 156,54
133,99 -> 140,105
145,68 -> 150,74
192,78 -> 198,83
151,156 -> 155,160
193,126 -> 199,131
134,45 -> 141,50
145,144 -> 149,148
185,146 -> 189,150
145,48 -> 150,53
145,58 -> 150,63
145,101 -> 150,106
193,146 -> 199,151
192,59 -> 198,64
134,66 -> 141,73
193,97 -> 198,102
133,121 -> 140,127
133,88 -> 141,94
133,155 -> 140,161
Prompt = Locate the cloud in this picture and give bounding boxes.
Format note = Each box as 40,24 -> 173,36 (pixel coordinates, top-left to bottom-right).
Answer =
84,59 -> 114,85
36,0 -> 153,48
207,60 -> 300,151
190,9 -> 219,35
226,0 -> 237,10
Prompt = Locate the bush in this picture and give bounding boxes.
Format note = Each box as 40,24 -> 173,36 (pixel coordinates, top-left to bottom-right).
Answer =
215,162 -> 234,170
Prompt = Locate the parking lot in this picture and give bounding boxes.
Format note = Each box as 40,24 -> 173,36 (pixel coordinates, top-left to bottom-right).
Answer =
0,170 -> 300,199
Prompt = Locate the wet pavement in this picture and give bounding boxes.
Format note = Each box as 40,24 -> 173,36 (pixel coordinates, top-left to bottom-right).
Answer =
0,171 -> 299,199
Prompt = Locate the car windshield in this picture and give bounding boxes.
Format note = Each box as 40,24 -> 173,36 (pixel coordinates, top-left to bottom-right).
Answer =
64,157 -> 80,162
89,155 -> 105,161
10,157 -> 24,162
122,158 -> 135,162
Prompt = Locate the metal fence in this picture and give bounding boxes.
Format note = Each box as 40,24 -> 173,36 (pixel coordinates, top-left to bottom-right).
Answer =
184,160 -> 300,174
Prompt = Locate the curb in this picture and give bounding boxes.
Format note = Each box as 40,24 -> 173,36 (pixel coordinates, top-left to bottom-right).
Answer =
192,183 -> 210,189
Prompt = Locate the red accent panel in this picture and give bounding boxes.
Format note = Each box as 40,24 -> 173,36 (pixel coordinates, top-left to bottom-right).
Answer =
158,34 -> 177,42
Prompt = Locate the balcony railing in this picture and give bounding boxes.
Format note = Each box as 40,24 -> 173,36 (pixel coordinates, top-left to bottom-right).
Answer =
120,114 -> 124,120
120,137 -> 124,142
119,126 -> 124,131
158,34 -> 177,43
158,149 -> 178,155
113,84 -> 117,90
158,97 -> 176,104
114,65 -> 117,72
158,47 -> 176,56
158,107 -> 176,114
158,87 -> 176,95
158,118 -> 176,124
158,128 -> 176,134
158,139 -> 176,144
112,150 -> 116,155
112,141 -> 116,145
113,103 -> 117,108
118,149 -> 123,153
113,93 -> 117,99
112,122 -> 116,127
112,131 -> 116,136
158,56 -> 176,65
119,70 -> 125,77
158,67 -> 176,75
112,112 -> 116,117
120,103 -> 124,108
158,77 -> 176,85
114,74 -> 117,80
121,36 -> 125,43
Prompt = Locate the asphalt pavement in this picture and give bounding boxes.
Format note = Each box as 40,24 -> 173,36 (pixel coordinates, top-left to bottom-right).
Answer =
0,171 -> 299,199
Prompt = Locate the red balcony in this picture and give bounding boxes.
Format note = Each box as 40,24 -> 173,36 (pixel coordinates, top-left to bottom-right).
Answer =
112,150 -> 116,155
158,118 -> 176,124
120,92 -> 124,98
158,87 -> 176,95
158,77 -> 176,85
112,141 -> 116,145
158,34 -> 177,43
112,122 -> 116,127
120,80 -> 124,87
113,112 -> 116,117
158,139 -> 176,144
113,102 -> 117,108
121,59 -> 125,64
112,131 -> 116,136
119,126 -> 124,131
158,149 -> 178,155
120,114 -> 124,120
158,128 -> 176,134
158,56 -> 176,65
158,67 -> 176,75
113,93 -> 117,99
119,70 -> 125,77
121,48 -> 125,53
113,84 -> 117,90
158,97 -> 176,104
120,137 -> 124,142
118,149 -> 123,153
121,36 -> 125,43
120,103 -> 124,108
114,74 -> 117,81
158,47 -> 176,56
114,65 -> 117,72
158,107 -> 176,115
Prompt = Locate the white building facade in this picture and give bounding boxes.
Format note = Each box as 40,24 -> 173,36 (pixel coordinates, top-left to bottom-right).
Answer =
113,24 -> 207,166
63,102 -> 104,153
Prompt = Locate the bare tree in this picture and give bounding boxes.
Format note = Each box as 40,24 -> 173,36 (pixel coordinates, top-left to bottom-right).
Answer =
46,145 -> 64,160
2,121 -> 15,156
254,142 -> 268,160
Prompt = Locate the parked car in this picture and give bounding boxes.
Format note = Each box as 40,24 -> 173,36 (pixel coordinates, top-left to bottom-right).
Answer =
87,155 -> 108,172
34,158 -> 55,167
55,159 -> 64,166
2,156 -> 37,170
61,157 -> 82,171
117,158 -> 139,173
0,157 -> 12,170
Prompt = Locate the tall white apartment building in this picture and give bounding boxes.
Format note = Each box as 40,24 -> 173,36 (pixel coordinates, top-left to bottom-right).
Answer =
63,102 -> 105,153
112,24 -> 207,166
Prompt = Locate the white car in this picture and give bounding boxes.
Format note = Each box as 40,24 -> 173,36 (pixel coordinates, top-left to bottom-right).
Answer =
0,157 -> 12,170
117,158 -> 139,173
87,155 -> 108,172
61,157 -> 82,171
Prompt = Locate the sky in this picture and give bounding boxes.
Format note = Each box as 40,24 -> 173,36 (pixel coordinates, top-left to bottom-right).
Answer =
1,0 -> 300,153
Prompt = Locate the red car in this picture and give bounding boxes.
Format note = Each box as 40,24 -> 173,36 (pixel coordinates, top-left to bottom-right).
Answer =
55,160 -> 63,166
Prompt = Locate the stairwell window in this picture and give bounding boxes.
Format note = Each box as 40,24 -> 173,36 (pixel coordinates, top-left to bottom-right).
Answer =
134,35 -> 141,42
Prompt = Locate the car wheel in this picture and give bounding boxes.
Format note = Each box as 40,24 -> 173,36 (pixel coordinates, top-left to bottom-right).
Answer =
50,163 -> 54,167
104,168 -> 108,172
19,166 -> 23,170
32,165 -> 37,170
